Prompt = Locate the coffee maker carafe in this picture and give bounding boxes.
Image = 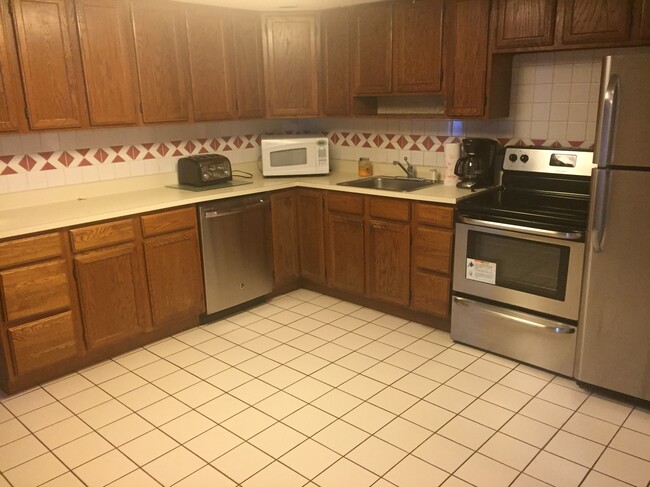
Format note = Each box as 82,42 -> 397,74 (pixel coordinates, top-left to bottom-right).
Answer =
454,138 -> 501,190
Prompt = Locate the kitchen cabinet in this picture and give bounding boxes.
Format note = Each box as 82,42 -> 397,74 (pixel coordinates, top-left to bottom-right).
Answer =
350,2 -> 392,95
445,0 -> 491,117
271,191 -> 301,290
561,0 -> 632,45
638,0 -> 650,38
231,9 -> 266,119
75,0 -> 140,126
325,192 -> 365,295
70,219 -> 150,350
141,207 -> 204,328
321,7 -> 351,116
392,0 -> 443,93
494,0 -> 557,49
263,14 -> 320,118
0,0 -> 25,132
297,189 -> 326,285
185,5 -> 237,121
11,0 -> 88,129
411,203 -> 454,318
131,0 -> 191,123
0,232 -> 81,392
366,197 -> 410,307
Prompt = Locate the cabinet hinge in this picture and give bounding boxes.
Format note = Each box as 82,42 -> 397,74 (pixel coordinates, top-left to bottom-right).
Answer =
139,101 -> 144,114
23,105 -> 29,121
7,0 -> 13,17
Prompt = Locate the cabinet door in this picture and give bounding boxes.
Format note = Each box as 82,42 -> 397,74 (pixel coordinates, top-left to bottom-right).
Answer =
143,230 -> 204,327
74,244 -> 149,350
232,9 -> 266,119
12,0 -> 88,129
412,226 -> 453,275
263,14 -> 319,117
393,0 -> 443,93
636,0 -> 650,38
367,220 -> 410,306
131,0 -> 190,123
321,7 -> 351,116
297,189 -> 325,285
351,2 -> 392,95
271,191 -> 300,289
411,270 -> 451,318
562,0 -> 633,44
75,0 -> 140,126
326,214 -> 364,295
445,0 -> 490,117
494,0 -> 557,49
185,5 -> 236,121
0,0 -> 24,132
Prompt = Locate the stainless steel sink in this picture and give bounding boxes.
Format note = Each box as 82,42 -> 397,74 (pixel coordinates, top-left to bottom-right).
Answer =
337,176 -> 436,192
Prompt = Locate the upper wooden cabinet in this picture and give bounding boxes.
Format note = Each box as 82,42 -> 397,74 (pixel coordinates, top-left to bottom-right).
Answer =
231,9 -> 266,119
561,0 -> 633,44
131,0 -> 191,123
393,0 -> 443,93
75,0 -> 140,126
494,0 -> 557,48
263,14 -> 320,118
445,0 -> 491,117
185,5 -> 237,121
639,0 -> 650,39
11,0 -> 88,129
351,2 -> 392,95
0,1 -> 24,132
321,7 -> 351,116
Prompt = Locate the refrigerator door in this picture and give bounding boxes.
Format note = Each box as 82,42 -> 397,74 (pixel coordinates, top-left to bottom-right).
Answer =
575,168 -> 650,400
594,53 -> 650,169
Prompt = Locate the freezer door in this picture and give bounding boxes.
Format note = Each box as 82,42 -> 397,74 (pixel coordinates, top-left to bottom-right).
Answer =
595,53 -> 650,169
575,169 -> 650,400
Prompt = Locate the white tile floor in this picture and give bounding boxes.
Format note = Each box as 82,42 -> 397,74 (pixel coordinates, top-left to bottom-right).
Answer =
1,289 -> 649,487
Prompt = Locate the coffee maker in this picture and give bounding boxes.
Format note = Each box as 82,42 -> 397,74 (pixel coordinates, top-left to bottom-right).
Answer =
454,138 -> 502,190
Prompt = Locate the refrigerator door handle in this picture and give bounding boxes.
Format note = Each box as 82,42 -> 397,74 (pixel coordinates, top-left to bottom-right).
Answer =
592,170 -> 610,253
598,74 -> 620,169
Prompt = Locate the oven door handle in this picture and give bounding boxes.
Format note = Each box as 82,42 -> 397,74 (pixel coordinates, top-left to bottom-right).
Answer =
453,297 -> 576,334
457,216 -> 584,241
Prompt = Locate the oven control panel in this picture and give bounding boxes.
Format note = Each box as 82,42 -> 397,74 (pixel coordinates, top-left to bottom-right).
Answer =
503,147 -> 594,176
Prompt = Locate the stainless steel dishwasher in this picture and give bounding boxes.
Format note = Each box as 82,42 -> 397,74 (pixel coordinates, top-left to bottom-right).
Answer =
199,193 -> 273,315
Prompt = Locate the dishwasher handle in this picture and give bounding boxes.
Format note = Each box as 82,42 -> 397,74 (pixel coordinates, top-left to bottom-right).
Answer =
202,199 -> 270,219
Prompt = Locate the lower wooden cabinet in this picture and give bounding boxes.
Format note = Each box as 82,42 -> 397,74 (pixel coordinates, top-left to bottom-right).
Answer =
411,203 -> 455,319
297,189 -> 326,285
271,191 -> 300,289
143,229 -> 204,327
73,242 -> 149,349
325,193 -> 365,295
367,218 -> 410,307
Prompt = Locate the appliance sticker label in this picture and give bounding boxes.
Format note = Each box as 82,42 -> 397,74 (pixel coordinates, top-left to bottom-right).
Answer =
466,259 -> 496,285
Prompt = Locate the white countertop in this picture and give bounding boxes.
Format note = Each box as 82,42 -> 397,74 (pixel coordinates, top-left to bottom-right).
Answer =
0,164 -> 479,240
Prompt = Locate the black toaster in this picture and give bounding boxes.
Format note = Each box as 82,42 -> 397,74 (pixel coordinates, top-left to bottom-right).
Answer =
178,154 -> 232,186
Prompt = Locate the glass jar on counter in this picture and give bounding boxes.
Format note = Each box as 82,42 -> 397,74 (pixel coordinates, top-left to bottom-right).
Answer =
358,157 -> 373,177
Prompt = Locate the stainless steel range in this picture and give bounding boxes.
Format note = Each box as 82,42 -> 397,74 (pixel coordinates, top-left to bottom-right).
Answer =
451,147 -> 594,376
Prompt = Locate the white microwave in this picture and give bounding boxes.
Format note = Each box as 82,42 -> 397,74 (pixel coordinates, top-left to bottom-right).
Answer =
261,135 -> 329,176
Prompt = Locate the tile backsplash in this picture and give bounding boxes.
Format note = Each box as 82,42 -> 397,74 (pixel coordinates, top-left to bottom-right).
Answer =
2,46 -> 649,195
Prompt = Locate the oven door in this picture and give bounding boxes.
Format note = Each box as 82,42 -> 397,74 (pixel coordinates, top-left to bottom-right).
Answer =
453,223 -> 585,321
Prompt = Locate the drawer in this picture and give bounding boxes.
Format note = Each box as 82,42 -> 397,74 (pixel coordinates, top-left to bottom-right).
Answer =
0,260 -> 71,322
141,207 -> 197,238
69,219 -> 134,252
0,233 -> 62,269
414,203 -> 454,228
369,197 -> 410,222
327,192 -> 364,215
413,226 -> 453,274
8,311 -> 77,375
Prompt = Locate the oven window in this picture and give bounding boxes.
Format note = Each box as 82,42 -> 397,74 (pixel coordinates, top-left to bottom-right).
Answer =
467,231 -> 570,300
270,148 -> 307,167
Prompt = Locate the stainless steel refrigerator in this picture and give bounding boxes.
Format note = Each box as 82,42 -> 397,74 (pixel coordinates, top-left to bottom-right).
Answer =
574,53 -> 650,401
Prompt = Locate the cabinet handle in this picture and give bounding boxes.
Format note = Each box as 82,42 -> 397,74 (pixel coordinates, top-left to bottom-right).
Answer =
371,222 -> 387,230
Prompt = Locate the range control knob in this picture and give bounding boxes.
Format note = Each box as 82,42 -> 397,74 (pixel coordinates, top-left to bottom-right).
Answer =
202,173 -> 210,180
520,154 -> 530,163
508,154 -> 518,162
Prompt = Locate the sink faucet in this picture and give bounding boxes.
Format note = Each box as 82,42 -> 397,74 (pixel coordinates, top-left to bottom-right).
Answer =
393,157 -> 417,178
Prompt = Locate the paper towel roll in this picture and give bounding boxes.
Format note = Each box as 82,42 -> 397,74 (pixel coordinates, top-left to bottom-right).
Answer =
443,142 -> 461,186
